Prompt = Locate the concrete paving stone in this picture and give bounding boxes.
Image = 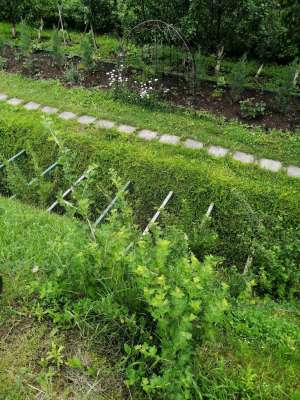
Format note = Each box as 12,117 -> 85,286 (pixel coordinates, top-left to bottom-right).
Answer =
118,124 -> 136,133
138,129 -> 158,141
7,98 -> 23,106
159,134 -> 180,145
259,158 -> 282,172
287,165 -> 300,178
77,115 -> 96,125
208,145 -> 229,157
24,101 -> 40,111
41,106 -> 59,114
59,111 -> 77,120
0,93 -> 8,101
233,151 -> 255,164
95,119 -> 115,129
184,139 -> 204,149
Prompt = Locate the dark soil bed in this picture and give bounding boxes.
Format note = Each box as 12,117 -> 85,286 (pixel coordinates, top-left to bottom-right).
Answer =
1,46 -> 300,132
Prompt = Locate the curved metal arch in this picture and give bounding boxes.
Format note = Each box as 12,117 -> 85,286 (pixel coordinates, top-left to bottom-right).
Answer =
120,20 -> 196,94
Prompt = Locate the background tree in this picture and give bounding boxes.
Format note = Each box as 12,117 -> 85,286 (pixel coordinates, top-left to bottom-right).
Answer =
0,0 -> 30,38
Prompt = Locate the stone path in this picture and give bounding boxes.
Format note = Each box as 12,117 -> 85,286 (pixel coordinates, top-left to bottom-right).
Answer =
0,92 -> 299,179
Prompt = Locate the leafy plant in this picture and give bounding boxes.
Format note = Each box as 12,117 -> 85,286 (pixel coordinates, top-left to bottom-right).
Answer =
0,56 -> 6,70
274,59 -> 299,112
51,29 -> 64,66
19,20 -> 32,58
240,98 -> 266,119
230,58 -> 247,102
64,64 -> 80,84
80,33 -> 94,70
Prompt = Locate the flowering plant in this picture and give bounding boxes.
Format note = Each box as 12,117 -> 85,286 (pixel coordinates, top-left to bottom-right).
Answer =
106,64 -> 164,108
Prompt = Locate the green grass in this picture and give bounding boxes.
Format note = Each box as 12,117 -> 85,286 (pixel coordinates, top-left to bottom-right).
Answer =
0,71 -> 299,166
0,198 -> 125,400
0,196 -> 299,399
1,102 -> 299,284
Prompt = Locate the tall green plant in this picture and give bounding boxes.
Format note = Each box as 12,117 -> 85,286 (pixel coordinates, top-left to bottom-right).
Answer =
80,33 -> 94,70
51,29 -> 64,66
19,20 -> 32,58
230,57 -> 247,102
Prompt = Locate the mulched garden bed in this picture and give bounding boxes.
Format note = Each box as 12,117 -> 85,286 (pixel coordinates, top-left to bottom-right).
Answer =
1,46 -> 300,132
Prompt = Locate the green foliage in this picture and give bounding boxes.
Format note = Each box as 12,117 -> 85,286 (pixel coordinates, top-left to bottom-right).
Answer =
64,63 -> 81,84
0,109 -> 299,299
125,247 -> 229,398
80,33 -> 94,70
15,151 -> 228,398
0,195 -> 299,399
230,58 -> 247,101
252,221 -> 300,299
51,29 -> 64,66
0,56 -> 6,70
239,98 -> 266,120
274,60 -> 299,112
19,20 -> 32,58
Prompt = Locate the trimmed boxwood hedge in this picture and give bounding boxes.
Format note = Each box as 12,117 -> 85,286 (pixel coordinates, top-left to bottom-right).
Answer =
0,108 -> 299,297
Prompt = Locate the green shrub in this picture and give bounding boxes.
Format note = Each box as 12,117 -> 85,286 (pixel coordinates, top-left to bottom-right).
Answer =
51,29 -> 64,66
274,60 -> 299,112
80,34 -> 94,70
21,167 -> 229,399
64,64 -> 80,84
19,20 -> 32,58
0,110 -> 299,298
230,59 -> 247,102
239,98 -> 266,120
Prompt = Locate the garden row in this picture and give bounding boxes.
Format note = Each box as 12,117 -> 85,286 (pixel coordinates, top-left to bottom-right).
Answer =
0,22 -> 299,131
0,104 -> 299,298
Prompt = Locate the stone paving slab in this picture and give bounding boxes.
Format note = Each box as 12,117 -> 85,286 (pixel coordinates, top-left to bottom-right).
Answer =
24,101 -> 40,111
184,139 -> 204,149
41,106 -> 59,114
233,151 -> 255,164
138,129 -> 158,141
287,165 -> 300,178
0,93 -> 8,101
59,111 -> 77,120
7,98 -> 23,106
95,119 -> 115,129
259,158 -> 282,172
77,115 -> 96,125
3,91 -> 300,179
118,124 -> 136,133
208,145 -> 229,157
159,134 -> 180,145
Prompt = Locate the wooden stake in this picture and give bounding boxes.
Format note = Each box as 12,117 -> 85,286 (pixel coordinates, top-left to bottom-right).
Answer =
57,4 -> 66,45
215,46 -> 224,75
255,64 -> 264,79
293,62 -> 300,87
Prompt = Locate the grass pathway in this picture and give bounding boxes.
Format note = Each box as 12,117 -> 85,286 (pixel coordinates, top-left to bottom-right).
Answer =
0,91 -> 299,179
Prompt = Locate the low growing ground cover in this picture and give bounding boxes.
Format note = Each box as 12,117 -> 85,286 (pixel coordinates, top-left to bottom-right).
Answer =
0,196 -> 299,399
0,104 -> 299,299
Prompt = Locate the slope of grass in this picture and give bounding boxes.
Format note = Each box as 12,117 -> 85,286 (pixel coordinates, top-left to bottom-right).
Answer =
0,196 -> 299,399
0,72 -> 299,166
0,198 -> 126,400
0,103 -> 299,291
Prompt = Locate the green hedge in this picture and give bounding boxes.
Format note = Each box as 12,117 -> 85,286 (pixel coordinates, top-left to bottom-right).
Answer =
0,108 -> 299,297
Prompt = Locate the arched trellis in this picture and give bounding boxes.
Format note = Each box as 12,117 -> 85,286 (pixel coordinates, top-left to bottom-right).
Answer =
119,20 -> 196,97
